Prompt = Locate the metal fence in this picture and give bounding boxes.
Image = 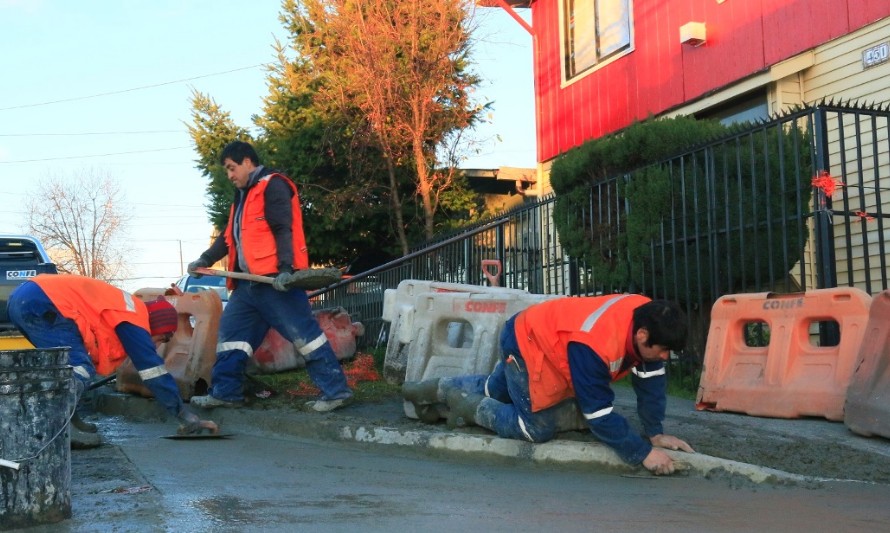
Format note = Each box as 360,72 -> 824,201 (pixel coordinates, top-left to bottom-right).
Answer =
310,101 -> 890,385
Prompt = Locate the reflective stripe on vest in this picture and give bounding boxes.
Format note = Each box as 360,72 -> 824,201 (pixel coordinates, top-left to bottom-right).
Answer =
122,290 -> 136,313
581,294 -> 632,374
580,295 -> 631,332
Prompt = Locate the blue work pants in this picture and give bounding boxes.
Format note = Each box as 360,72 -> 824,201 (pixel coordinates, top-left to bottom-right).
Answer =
448,315 -> 572,442
210,280 -> 351,402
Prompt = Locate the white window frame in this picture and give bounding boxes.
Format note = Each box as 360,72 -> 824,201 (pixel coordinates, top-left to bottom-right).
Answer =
560,0 -> 634,84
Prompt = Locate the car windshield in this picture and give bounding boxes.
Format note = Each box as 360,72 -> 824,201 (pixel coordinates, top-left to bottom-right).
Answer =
182,275 -> 229,301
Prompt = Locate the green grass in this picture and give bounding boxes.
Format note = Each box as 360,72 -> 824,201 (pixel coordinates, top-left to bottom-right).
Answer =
244,346 -> 400,409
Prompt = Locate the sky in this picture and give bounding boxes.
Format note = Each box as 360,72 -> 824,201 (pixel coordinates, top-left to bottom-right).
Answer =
0,0 -> 535,293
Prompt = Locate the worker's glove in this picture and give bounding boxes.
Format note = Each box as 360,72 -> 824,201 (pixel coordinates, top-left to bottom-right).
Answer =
177,407 -> 219,436
272,271 -> 293,292
187,257 -> 210,278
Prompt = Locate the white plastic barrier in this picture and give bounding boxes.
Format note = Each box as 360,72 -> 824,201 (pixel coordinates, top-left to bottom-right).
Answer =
382,279 -> 556,384
384,281 -> 595,428
404,291 -> 556,380
381,279 -> 532,324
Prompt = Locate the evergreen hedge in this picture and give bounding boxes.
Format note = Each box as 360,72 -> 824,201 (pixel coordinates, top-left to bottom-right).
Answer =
550,115 -> 813,303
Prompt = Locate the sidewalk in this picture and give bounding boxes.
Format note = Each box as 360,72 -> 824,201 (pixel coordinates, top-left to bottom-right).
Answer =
90,385 -> 890,486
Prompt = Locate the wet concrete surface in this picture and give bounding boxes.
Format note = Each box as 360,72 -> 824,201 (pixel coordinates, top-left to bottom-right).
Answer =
86,385 -> 890,485
9,385 -> 890,531
11,403 -> 890,532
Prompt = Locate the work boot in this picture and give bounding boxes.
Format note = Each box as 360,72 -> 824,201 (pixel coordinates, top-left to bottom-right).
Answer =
305,395 -> 353,413
414,403 -> 443,424
70,425 -> 101,449
445,389 -> 486,429
72,411 -> 98,433
190,394 -> 243,409
401,378 -> 441,405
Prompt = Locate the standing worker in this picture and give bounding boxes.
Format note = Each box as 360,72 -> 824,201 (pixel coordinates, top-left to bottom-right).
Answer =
188,140 -> 353,412
403,295 -> 695,475
7,274 -> 218,448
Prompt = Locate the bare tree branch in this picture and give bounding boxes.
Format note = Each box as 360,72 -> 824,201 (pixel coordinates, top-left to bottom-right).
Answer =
25,169 -> 132,283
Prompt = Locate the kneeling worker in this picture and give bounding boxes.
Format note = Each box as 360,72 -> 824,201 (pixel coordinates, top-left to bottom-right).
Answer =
7,274 -> 218,447
403,295 -> 694,475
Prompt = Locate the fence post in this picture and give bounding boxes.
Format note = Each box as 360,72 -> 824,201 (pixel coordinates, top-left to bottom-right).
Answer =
812,106 -> 840,346
496,223 -> 506,287
813,107 -> 838,291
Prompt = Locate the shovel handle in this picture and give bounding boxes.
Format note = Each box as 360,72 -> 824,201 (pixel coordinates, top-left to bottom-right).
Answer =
191,267 -> 274,285
191,266 -> 343,290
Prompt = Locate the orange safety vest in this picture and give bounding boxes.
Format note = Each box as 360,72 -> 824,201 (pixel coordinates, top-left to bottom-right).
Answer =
224,173 -> 309,286
32,274 -> 152,376
514,294 -> 650,411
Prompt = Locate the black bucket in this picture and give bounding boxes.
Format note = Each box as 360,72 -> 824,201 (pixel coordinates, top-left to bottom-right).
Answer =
0,348 -> 73,530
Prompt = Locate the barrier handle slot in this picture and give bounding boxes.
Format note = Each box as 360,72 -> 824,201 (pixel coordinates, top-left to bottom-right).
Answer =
481,260 -> 502,287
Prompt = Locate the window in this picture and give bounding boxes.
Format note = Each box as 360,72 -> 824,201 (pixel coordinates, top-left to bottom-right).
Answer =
563,0 -> 633,80
695,90 -> 769,126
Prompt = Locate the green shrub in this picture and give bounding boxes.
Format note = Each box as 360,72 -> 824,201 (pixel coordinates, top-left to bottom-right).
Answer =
551,115 -> 813,300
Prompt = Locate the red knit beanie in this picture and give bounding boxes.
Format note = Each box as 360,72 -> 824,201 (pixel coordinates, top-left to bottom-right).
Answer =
145,297 -> 178,336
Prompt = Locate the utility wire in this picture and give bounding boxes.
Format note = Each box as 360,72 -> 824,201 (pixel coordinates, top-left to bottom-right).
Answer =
0,146 -> 190,164
0,130 -> 181,137
0,64 -> 269,112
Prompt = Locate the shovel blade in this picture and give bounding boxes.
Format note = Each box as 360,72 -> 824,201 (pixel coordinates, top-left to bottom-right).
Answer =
285,268 -> 342,290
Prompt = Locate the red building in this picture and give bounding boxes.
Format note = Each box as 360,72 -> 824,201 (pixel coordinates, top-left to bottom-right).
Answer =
484,0 -> 890,190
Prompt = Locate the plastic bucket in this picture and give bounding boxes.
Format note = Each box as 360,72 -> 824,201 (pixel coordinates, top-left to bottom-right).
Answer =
0,348 -> 73,530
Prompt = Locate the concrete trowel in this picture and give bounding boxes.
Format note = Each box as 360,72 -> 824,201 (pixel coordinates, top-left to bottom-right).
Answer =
162,419 -> 231,440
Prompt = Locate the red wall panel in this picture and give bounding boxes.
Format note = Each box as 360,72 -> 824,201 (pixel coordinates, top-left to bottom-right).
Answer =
848,0 -> 890,28
762,0 -> 850,64
529,0 -> 890,163
632,1 -> 685,117
681,0 -> 765,99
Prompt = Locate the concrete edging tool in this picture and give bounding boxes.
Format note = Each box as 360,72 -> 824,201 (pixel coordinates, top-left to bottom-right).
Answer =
162,433 -> 234,440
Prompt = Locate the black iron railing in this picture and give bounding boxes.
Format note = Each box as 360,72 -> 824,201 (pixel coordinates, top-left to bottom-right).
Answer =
310,102 -> 890,385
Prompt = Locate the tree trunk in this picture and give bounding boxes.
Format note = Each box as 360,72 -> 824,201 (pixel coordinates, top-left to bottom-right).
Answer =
413,139 -> 435,241
383,151 -> 410,256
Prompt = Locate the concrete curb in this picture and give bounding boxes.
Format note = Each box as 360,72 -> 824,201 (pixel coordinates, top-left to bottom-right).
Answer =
93,392 -> 813,485
338,423 -> 810,485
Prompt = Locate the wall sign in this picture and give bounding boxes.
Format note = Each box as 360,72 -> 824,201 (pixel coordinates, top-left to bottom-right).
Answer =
862,42 -> 889,69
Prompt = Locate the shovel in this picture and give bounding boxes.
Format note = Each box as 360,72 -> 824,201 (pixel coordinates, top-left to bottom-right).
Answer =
192,266 -> 342,291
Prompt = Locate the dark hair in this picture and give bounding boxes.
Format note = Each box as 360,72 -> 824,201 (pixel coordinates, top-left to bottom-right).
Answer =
219,141 -> 260,166
633,300 -> 688,351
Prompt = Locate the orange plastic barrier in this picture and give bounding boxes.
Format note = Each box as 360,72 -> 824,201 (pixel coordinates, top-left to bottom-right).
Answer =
117,289 -> 222,400
252,307 -> 365,373
696,288 -> 871,421
845,289 -> 890,438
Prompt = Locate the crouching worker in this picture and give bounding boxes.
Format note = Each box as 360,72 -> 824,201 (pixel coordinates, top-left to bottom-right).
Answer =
7,274 -> 218,448
403,295 -> 694,476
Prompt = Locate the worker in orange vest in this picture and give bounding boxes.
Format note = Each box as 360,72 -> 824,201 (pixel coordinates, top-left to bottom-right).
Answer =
188,141 -> 352,412
403,295 -> 694,476
7,274 -> 218,447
